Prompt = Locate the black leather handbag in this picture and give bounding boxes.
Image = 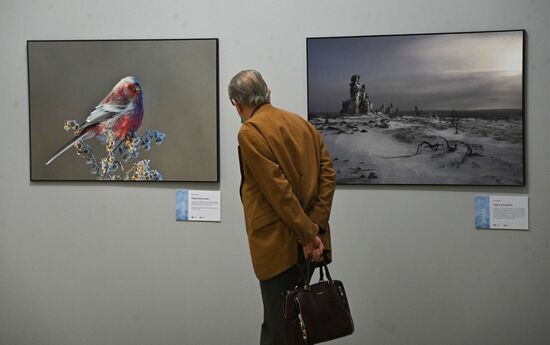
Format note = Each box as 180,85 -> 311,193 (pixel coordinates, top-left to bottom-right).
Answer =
283,261 -> 354,344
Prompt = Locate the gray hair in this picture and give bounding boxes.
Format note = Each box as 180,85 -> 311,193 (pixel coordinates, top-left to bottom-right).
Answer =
228,69 -> 271,107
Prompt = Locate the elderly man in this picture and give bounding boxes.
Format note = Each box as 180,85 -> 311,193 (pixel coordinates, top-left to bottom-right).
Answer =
229,69 -> 336,345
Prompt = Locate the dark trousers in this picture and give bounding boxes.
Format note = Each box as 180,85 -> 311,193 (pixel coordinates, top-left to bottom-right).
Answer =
259,265 -> 301,345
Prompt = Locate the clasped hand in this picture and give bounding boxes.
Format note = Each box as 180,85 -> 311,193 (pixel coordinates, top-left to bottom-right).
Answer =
302,235 -> 325,263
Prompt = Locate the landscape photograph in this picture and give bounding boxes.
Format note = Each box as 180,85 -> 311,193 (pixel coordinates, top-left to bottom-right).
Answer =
307,30 -> 524,185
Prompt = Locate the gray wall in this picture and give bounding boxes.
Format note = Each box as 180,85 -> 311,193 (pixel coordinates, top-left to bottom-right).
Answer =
1,1 -> 548,344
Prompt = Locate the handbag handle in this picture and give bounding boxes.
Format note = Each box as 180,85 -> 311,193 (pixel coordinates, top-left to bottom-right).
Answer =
304,260 -> 333,289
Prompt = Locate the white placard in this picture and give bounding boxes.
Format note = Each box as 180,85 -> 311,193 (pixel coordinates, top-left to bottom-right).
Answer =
176,190 -> 221,222
475,195 -> 528,230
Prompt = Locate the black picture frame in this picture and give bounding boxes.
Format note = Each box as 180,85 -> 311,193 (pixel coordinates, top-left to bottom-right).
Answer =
307,30 -> 525,186
28,38 -> 220,182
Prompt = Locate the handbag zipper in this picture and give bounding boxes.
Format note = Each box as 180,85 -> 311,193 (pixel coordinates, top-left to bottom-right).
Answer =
295,297 -> 308,344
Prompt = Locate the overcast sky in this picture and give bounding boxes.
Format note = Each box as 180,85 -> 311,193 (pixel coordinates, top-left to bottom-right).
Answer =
307,31 -> 523,112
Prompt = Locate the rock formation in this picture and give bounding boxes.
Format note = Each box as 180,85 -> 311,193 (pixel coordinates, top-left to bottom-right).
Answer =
340,75 -> 373,115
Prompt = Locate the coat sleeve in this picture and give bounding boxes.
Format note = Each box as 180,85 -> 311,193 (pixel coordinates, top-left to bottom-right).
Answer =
306,131 -> 336,231
238,125 -> 319,245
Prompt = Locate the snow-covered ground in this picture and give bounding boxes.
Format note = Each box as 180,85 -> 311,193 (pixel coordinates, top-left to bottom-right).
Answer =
310,113 -> 524,185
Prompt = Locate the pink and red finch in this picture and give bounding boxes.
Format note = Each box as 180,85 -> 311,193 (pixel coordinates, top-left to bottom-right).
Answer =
45,76 -> 144,165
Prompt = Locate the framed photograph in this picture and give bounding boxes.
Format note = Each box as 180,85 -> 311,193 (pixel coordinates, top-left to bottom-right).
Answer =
307,30 -> 525,185
28,38 -> 219,182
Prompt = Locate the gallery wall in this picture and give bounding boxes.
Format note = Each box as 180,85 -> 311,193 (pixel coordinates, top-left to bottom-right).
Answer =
1,0 -> 549,344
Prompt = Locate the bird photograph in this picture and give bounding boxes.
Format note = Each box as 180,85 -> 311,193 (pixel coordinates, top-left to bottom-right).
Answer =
28,39 -> 219,182
45,76 -> 144,166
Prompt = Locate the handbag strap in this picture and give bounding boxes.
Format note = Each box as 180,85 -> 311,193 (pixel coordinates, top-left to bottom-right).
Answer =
303,260 -> 315,286
322,263 -> 333,283
303,260 -> 333,289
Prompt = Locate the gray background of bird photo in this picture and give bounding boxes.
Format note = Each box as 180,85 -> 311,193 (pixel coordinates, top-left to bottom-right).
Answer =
28,39 -> 218,181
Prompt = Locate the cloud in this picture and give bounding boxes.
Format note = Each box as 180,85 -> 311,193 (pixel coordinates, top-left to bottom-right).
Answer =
370,70 -> 522,110
308,31 -> 524,112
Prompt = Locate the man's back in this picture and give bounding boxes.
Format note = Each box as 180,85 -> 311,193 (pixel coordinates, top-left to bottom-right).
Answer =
238,103 -> 335,280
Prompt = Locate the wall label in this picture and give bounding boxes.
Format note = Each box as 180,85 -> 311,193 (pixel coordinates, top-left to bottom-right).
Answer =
176,190 -> 221,222
475,195 -> 528,230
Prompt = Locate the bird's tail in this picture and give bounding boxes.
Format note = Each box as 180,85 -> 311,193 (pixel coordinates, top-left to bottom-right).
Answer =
45,135 -> 84,165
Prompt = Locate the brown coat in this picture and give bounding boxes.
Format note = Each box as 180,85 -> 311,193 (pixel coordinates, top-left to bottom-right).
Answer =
238,104 -> 336,280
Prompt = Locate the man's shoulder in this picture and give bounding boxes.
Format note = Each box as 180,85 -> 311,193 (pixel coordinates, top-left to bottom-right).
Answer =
254,105 -> 311,126
237,122 -> 256,142
243,104 -> 319,142
237,120 -> 269,147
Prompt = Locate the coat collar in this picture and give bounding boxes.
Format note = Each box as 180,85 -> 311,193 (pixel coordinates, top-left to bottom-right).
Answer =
249,102 -> 271,119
